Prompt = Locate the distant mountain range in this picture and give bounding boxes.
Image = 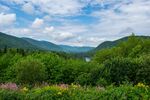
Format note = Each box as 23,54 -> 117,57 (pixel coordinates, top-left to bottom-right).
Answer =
0,32 -> 149,53
0,32 -> 94,53
59,45 -> 93,53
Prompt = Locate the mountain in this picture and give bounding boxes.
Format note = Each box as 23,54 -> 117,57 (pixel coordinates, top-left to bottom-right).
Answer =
22,38 -> 62,51
0,32 -> 39,49
59,45 -> 94,53
93,36 -> 150,52
0,32 -> 94,53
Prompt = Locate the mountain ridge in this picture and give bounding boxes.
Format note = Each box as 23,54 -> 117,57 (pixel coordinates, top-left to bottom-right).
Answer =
0,32 -> 94,53
0,32 -> 149,53
93,35 -> 150,52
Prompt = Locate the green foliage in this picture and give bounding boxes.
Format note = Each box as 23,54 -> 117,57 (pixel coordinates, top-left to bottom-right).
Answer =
93,35 -> 150,85
0,34 -> 150,99
93,35 -> 150,64
0,84 -> 150,100
31,52 -> 65,83
0,89 -> 25,100
75,72 -> 92,86
136,54 -> 150,83
13,57 -> 47,84
0,34 -> 149,89
103,57 -> 139,84
0,53 -> 22,82
93,48 -> 114,64
96,78 -> 108,87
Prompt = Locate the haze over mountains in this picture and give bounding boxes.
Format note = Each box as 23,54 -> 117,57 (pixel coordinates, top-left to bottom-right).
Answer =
0,32 -> 149,53
0,32 -> 94,53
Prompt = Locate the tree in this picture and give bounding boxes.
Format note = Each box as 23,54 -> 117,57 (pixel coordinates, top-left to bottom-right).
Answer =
14,57 -> 47,84
3,45 -> 7,53
103,57 -> 139,84
136,54 -> 150,83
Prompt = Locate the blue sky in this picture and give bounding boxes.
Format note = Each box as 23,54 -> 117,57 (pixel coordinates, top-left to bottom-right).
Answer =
0,0 -> 150,46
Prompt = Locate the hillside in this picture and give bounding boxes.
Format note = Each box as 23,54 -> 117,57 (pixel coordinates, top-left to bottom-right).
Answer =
93,36 -> 150,52
59,45 -> 94,53
0,32 -> 94,53
22,38 -> 62,51
0,32 -> 39,50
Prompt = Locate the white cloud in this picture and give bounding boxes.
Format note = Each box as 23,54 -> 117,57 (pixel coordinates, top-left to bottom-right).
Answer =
44,26 -> 54,33
29,0 -> 85,16
31,18 -> 44,28
22,3 -> 35,14
0,5 -> 10,13
3,0 -> 86,16
43,15 -> 52,22
0,13 -> 16,27
56,32 -> 77,42
90,0 -> 150,38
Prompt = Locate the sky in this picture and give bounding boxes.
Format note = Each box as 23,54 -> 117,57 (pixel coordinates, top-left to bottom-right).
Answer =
0,0 -> 150,47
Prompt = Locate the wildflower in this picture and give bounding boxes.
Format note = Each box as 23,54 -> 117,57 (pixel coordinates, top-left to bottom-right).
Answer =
137,83 -> 145,88
58,84 -> 68,89
22,87 -> 29,92
57,92 -> 62,95
0,83 -> 18,90
71,83 -> 78,88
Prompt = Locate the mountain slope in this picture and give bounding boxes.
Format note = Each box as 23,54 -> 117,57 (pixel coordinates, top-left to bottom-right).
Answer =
0,32 -> 39,49
0,32 -> 94,53
22,38 -> 62,51
59,45 -> 94,53
93,36 -> 150,52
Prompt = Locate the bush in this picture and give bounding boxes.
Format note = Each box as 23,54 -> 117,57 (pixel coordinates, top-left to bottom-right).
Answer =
31,53 -> 65,84
96,78 -> 108,87
103,57 -> 139,84
136,55 -> 150,83
0,53 -> 23,82
0,89 -> 25,100
75,73 -> 92,86
13,57 -> 47,84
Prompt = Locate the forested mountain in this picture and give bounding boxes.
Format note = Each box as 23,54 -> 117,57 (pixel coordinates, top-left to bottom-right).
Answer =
59,45 -> 94,53
0,32 -> 94,53
0,32 -> 39,50
93,35 -> 150,52
22,38 -> 62,51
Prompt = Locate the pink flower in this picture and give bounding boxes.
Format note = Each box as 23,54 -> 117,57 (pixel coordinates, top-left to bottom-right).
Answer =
0,83 -> 18,90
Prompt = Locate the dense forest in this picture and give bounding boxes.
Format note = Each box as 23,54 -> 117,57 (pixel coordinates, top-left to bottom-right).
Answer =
0,35 -> 150,99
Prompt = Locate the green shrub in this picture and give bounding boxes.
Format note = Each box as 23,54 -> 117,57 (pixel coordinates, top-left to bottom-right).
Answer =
103,57 -> 139,84
136,54 -> 150,83
14,57 -> 47,84
31,53 -> 65,84
96,78 -> 108,87
75,73 -> 92,86
0,89 -> 25,100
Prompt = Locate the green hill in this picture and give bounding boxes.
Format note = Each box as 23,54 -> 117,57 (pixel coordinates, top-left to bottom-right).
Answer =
0,32 -> 39,50
0,32 -> 94,53
93,36 -> 150,52
22,38 -> 62,51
